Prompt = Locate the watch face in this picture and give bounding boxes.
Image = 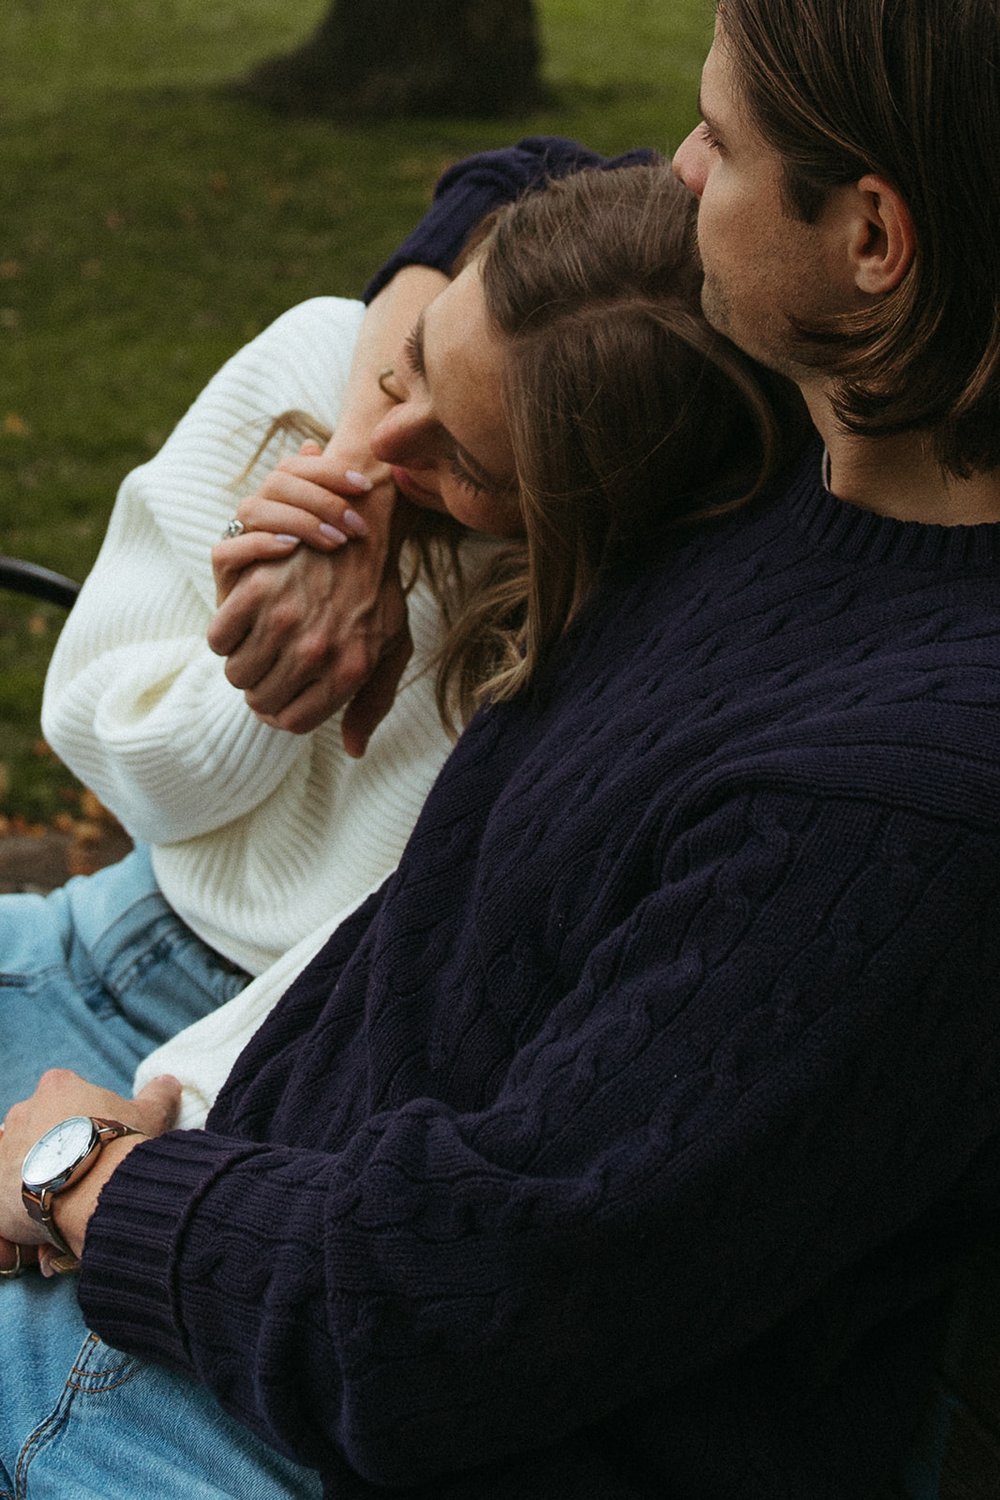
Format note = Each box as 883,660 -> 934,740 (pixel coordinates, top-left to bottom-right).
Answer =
21,1115 -> 95,1189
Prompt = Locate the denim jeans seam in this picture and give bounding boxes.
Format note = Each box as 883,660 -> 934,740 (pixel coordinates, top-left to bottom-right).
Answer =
11,1333 -> 141,1497
0,964 -> 66,991
13,1394 -> 71,1499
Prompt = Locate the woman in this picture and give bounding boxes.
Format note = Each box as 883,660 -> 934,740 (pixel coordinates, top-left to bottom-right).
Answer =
0,164 -> 794,1496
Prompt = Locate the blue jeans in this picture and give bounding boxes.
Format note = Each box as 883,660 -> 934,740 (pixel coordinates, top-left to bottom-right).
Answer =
0,846 -> 248,1114
0,1275 -> 323,1497
0,851 -> 322,1495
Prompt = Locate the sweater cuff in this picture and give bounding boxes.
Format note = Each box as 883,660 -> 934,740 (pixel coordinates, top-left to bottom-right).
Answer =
77,1129 -> 258,1371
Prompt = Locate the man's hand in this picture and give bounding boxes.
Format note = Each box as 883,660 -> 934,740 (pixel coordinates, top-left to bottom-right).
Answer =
0,1070 -> 180,1270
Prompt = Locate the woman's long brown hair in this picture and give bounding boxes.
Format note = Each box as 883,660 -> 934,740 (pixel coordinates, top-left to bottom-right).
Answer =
252,165 -> 799,732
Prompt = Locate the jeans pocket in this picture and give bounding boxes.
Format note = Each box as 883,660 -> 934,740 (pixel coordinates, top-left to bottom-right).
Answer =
12,1333 -> 144,1499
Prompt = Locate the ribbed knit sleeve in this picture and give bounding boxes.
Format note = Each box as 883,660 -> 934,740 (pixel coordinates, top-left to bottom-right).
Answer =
80,786 -> 1000,1487
362,136 -> 659,301
41,298 -> 365,846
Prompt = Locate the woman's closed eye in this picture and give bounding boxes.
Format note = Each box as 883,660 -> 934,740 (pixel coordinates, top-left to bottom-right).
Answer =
403,325 -> 425,379
447,452 -> 488,496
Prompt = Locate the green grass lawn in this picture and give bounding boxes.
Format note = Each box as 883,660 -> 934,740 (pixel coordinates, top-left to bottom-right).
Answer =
0,0 -> 712,819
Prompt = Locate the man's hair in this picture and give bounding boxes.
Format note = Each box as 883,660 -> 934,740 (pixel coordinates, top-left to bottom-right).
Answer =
717,0 -> 1000,477
448,163 -> 797,714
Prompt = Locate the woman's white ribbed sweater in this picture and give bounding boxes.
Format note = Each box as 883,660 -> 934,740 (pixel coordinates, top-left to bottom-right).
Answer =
42,298 -> 470,1122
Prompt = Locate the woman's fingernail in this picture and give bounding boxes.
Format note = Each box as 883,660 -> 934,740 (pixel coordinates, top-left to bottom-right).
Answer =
276,535 -> 300,546
341,509 -> 369,538
319,523 -> 348,545
344,470 -> 373,491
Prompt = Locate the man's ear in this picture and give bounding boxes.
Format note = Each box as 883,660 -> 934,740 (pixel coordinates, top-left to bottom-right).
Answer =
849,174 -> 916,294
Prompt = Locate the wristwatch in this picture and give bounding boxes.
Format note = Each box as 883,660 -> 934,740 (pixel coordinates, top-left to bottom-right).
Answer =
21,1115 -> 142,1258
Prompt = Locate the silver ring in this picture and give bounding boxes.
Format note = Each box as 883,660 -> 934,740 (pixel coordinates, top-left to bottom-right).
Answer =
221,518 -> 246,540
0,1244 -> 24,1279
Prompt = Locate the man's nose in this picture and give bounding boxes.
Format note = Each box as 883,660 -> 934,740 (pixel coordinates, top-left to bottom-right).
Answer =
672,127 -> 708,199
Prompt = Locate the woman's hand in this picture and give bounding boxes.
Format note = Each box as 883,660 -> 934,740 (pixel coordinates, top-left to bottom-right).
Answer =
208,469 -> 410,747
0,1071 -> 181,1272
222,441 -> 373,568
206,264 -> 447,748
210,441 -> 379,607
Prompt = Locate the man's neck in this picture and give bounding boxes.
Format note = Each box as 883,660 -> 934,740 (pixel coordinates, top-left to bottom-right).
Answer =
804,390 -> 1000,526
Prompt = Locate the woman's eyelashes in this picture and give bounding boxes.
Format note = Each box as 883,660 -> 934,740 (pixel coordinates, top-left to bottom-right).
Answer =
401,320 -> 488,496
403,325 -> 424,380
447,452 -> 488,496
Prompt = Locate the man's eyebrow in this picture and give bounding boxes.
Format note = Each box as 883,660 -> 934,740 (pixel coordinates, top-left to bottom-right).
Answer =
696,90 -> 726,145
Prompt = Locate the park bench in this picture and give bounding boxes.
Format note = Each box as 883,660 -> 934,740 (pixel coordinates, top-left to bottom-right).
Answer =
0,554 -> 80,610
0,555 -> 997,1497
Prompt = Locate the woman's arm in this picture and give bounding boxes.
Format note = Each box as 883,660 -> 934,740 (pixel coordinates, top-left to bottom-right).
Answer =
41,298 -> 367,842
205,265 -> 449,748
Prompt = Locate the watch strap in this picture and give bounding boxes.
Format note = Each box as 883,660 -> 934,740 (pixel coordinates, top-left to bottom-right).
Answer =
22,1116 -> 143,1258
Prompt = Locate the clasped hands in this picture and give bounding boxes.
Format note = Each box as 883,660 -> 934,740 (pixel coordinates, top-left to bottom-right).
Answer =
208,439 -> 411,753
0,1070 -> 180,1279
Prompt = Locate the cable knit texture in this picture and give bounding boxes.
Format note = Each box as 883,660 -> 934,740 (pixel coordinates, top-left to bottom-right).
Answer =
80,445 -> 1000,1498
41,297 -> 471,977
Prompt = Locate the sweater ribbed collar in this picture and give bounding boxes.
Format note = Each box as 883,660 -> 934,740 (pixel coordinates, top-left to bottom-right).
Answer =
781,442 -> 1000,571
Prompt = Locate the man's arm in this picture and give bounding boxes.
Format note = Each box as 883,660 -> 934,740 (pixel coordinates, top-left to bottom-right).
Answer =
73,790 -> 1000,1485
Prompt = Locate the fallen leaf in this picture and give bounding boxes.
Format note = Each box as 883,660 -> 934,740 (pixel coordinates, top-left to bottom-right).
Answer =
79,788 -> 107,821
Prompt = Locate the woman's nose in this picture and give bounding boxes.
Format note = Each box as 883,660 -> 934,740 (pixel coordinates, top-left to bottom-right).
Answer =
370,400 -> 434,467
672,127 -> 709,199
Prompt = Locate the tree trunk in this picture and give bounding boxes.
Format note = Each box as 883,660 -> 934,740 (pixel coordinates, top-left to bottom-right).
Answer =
234,0 -> 546,119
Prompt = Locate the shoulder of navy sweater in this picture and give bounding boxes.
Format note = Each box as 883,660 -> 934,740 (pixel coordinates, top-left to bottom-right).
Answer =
441,462 -> 1000,831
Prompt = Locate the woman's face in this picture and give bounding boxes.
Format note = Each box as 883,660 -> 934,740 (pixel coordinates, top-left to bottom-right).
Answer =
370,262 -> 523,537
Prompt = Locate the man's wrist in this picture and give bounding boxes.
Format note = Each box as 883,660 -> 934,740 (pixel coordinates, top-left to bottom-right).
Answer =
52,1135 -> 146,1259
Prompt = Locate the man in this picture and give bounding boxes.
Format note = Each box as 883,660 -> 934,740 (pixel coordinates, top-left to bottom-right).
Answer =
1,3 -> 999,1497
674,0 -> 1000,521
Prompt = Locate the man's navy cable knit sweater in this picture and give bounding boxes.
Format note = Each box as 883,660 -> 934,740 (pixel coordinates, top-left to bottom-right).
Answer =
79,439 -> 1000,1497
